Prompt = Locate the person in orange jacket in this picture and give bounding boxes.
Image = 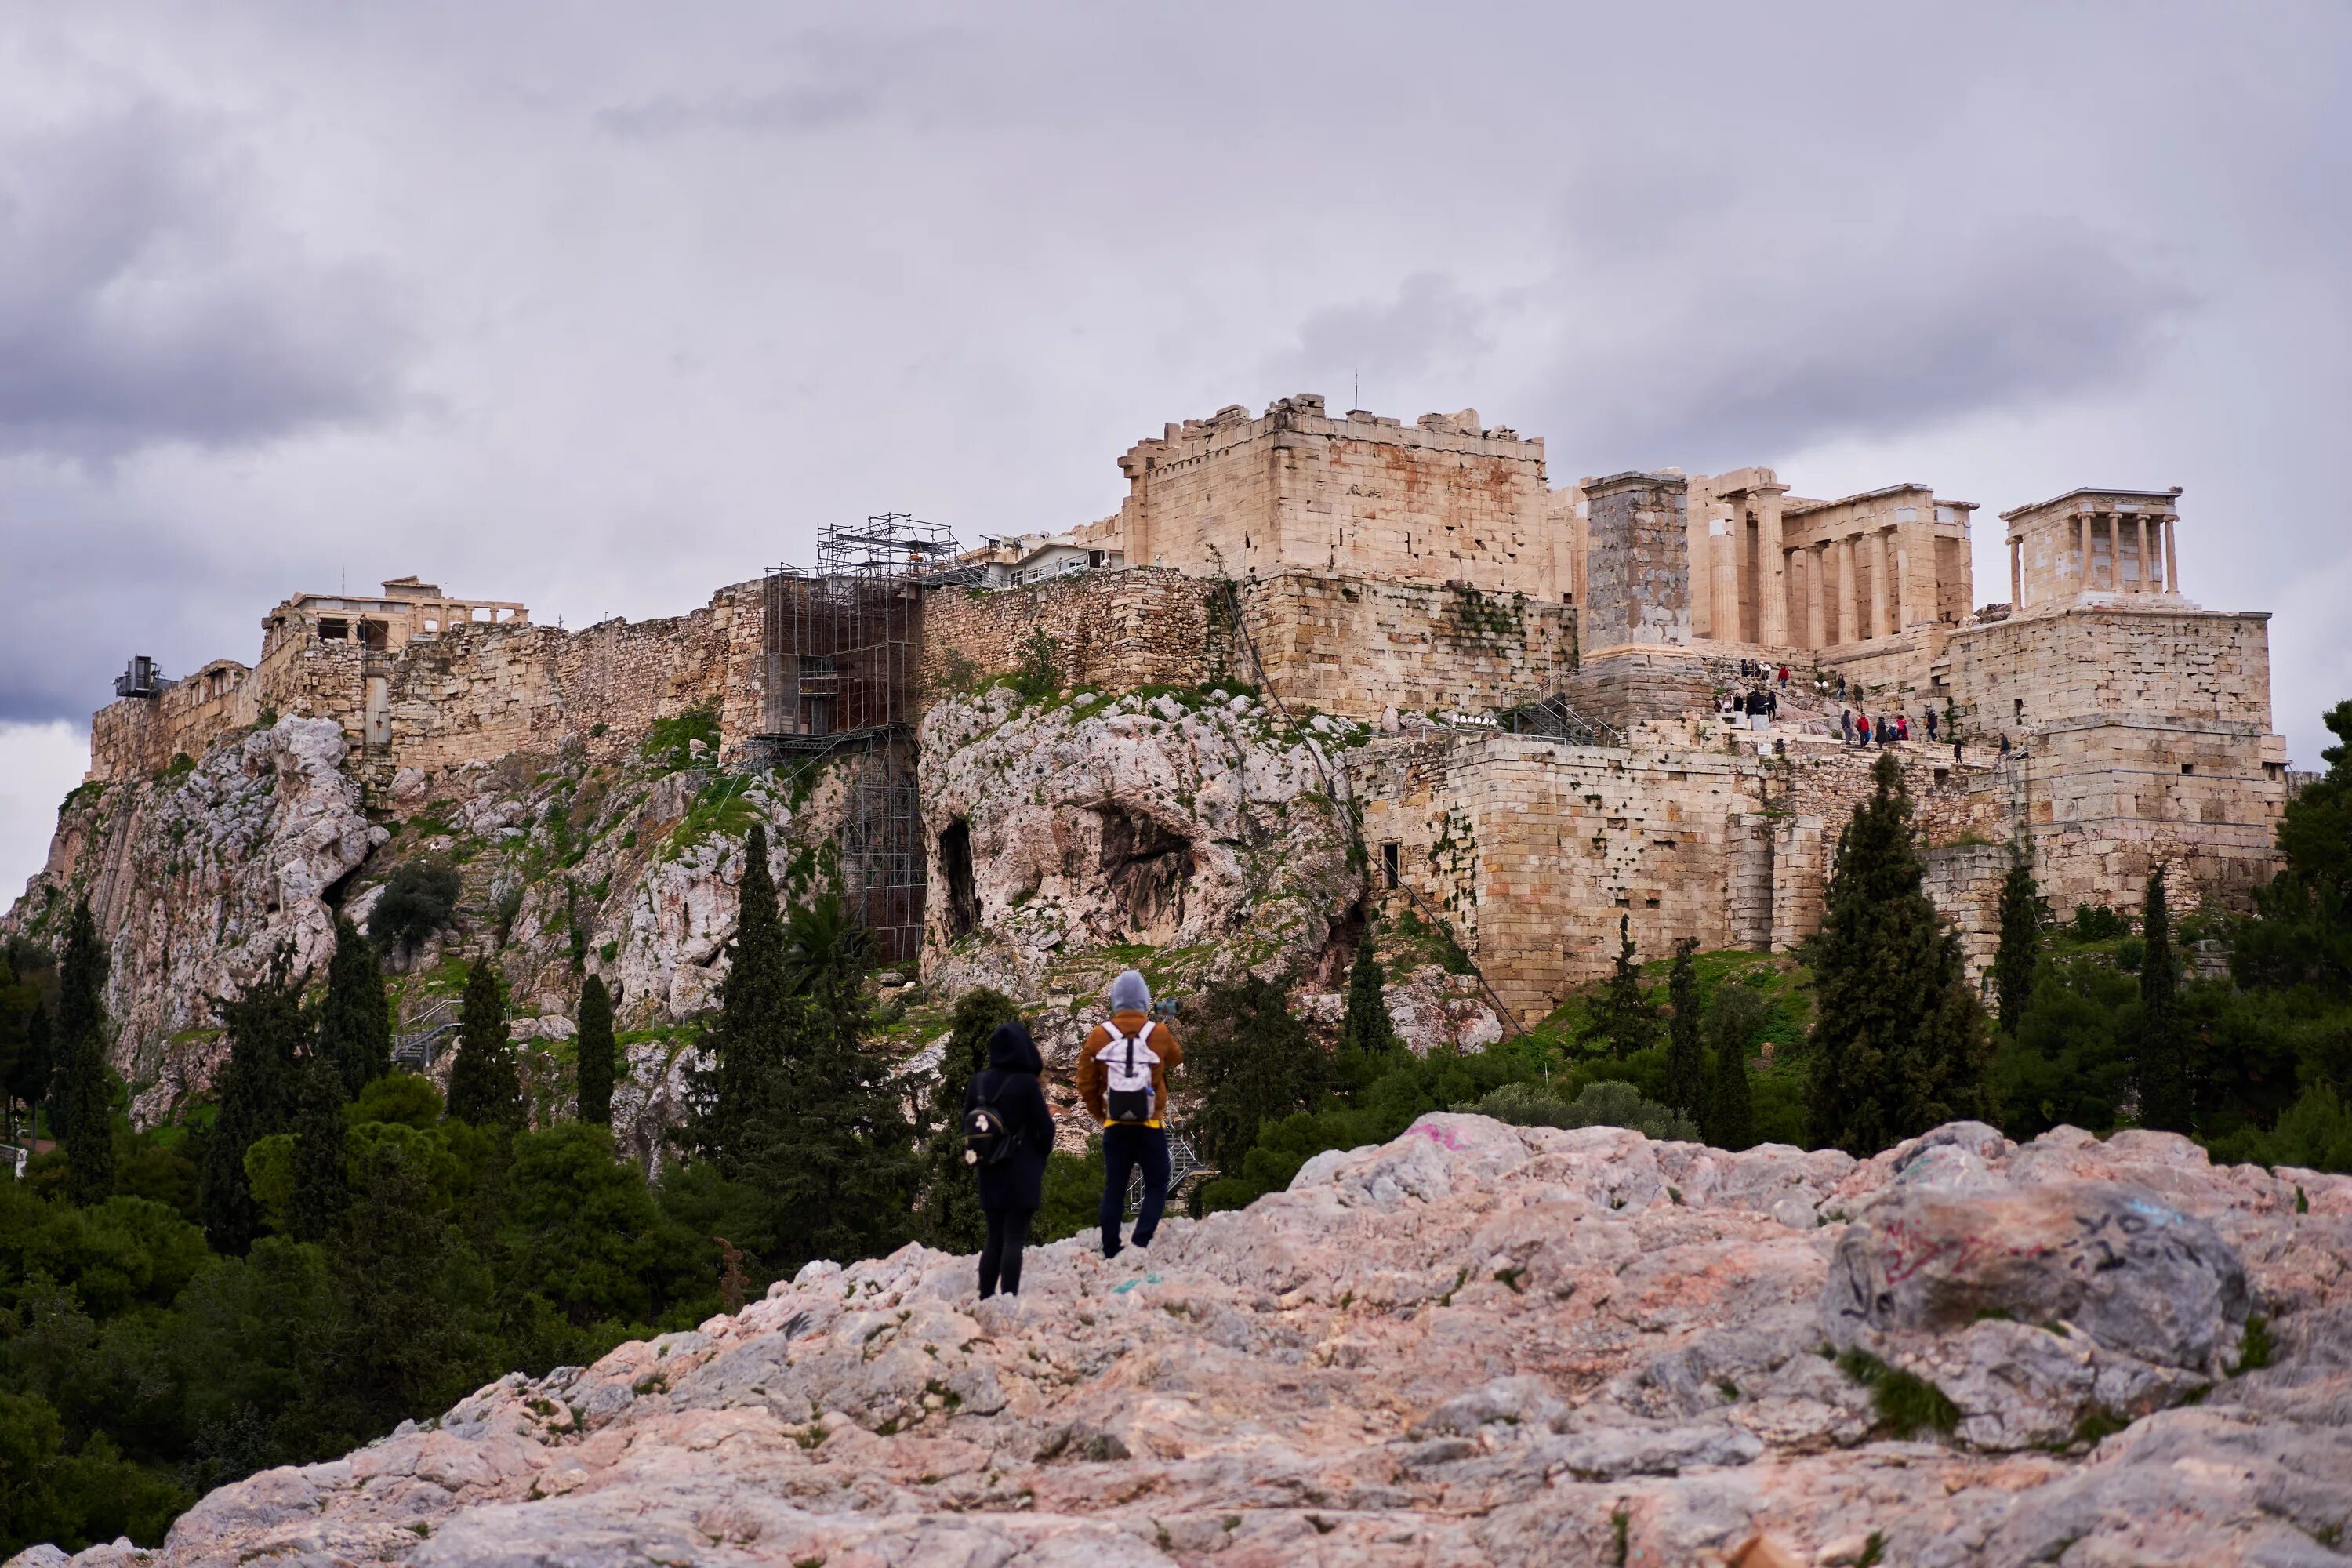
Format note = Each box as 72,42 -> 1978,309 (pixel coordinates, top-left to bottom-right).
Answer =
1076,969 -> 1184,1259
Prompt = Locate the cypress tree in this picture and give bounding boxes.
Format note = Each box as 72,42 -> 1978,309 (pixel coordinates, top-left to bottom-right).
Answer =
691,824 -> 793,1167
915,985 -> 1022,1251
1992,854 -> 2043,1037
54,899 -> 107,1065
1664,938 -> 1704,1119
2136,866 -> 2193,1132
318,917 -> 393,1098
53,901 -> 115,1206
200,946 -> 308,1250
1188,975 -> 1326,1174
9,1000 -> 50,1143
445,958 -> 523,1130
575,974 -> 618,1126
742,891 -> 920,1271
1704,983 -> 1765,1152
1340,938 -> 1399,1063
1584,916 -> 1661,1058
1806,753 -> 1992,1156
287,1054 -> 350,1243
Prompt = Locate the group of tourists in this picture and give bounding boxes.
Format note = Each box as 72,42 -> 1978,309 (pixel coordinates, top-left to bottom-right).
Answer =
1734,657 -> 1791,688
1723,686 -> 1780,730
956,968 -> 1179,1298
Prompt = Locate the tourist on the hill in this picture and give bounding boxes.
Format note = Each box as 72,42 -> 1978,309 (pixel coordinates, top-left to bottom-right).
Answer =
1926,708 -> 1939,742
1840,709 -> 1855,746
962,1019 -> 1053,1299
1777,664 -> 1790,687
1837,674 -> 1849,699
1999,733 -> 2013,756
1896,713 -> 1910,742
1954,736 -> 1965,765
1080,969 -> 1185,1261
1765,688 -> 1779,720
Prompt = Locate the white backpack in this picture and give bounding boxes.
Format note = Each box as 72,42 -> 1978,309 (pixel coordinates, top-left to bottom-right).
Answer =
1096,1019 -> 1160,1124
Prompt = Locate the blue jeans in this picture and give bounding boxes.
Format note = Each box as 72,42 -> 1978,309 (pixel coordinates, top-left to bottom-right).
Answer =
1100,1124 -> 1170,1256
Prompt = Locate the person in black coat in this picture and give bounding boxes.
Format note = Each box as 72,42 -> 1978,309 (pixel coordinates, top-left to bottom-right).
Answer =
964,1020 -> 1053,1298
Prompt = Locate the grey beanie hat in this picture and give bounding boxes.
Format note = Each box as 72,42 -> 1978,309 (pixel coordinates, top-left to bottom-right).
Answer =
1108,968 -> 1152,1014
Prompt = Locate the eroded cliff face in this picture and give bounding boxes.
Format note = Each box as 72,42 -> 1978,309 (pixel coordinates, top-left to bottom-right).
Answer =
1,715 -> 860,1149
62,1116 -> 2350,1568
4,718 -> 378,1122
918,687 -> 1364,1062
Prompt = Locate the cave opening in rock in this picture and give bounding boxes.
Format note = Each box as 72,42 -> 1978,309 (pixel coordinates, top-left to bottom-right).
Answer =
1094,804 -> 1193,940
940,818 -> 980,942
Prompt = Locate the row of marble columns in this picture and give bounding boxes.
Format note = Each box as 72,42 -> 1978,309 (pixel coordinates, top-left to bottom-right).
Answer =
1788,529 -> 1905,648
2009,511 -> 2179,608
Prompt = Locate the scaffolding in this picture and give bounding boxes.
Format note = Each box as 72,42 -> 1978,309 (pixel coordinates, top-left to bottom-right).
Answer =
750,515 -> 957,966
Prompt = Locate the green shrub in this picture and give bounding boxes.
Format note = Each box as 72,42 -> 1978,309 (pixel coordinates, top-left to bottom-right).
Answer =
369,861 -> 461,952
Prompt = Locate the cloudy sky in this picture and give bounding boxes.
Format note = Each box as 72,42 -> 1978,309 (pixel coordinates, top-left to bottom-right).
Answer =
3,2 -> 2347,898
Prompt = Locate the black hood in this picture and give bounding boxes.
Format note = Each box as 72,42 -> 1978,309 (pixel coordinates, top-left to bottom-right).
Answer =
986,1020 -> 1041,1075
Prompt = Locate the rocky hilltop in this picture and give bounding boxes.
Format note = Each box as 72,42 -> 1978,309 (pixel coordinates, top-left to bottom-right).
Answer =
22,1116 -> 2347,1568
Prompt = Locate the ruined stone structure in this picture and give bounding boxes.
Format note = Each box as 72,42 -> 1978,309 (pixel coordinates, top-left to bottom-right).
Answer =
24,390 -> 2294,1075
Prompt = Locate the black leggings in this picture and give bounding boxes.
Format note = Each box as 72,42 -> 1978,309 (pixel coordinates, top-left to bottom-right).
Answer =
979,1206 -> 1034,1298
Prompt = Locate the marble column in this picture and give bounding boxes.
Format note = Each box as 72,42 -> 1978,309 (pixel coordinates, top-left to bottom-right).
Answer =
1835,536 -> 1857,644
2134,515 -> 2151,593
2164,515 -> 2180,593
1807,545 -> 1828,647
2010,537 -> 2024,610
2076,512 -> 2092,596
1866,531 -> 1888,639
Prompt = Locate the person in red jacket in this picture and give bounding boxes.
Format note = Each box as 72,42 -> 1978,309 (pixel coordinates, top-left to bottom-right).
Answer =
1076,969 -> 1184,1259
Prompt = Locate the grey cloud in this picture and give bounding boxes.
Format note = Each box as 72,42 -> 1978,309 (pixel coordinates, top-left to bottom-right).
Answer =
0,103 -> 409,459
590,28 -> 964,140
1537,223 -> 2194,470
1273,273 -> 1506,402
593,85 -> 877,140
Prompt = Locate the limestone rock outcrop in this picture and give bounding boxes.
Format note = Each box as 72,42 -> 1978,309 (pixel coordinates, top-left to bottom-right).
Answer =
920,688 -> 1361,1060
3,717 -> 376,1122
56,1116 -> 2350,1568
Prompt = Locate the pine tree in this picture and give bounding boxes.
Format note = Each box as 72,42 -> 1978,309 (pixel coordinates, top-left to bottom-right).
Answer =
1704,983 -> 1765,1152
53,900 -> 116,1206
1584,916 -> 1661,1058
915,985 -> 1022,1251
1664,938 -> 1704,1119
691,824 -> 793,1167
445,958 -> 523,1129
1340,938 -> 1399,1064
575,974 -> 618,1126
317,916 -> 393,1098
200,946 -> 309,1250
287,1054 -> 350,1243
2136,866 -> 2193,1132
1992,854 -> 2043,1037
1806,753 -> 1993,1156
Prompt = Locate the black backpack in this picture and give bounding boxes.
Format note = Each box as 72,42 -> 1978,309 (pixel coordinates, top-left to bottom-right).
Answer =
962,1080 -> 1018,1169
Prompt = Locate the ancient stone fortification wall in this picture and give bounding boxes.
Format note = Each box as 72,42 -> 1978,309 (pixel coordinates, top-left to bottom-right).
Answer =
923,568 -> 1574,724
1939,607 -> 2288,914
1942,605 -> 2274,735
1116,397 -> 1564,599
1355,728 -> 2009,1018
1562,648 -> 1715,731
88,664 -> 255,782
1240,575 -> 1575,721
921,568 -> 1236,696
383,584 -> 763,775
87,583 -> 768,786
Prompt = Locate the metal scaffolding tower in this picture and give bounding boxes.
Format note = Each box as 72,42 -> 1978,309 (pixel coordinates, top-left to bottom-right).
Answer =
750,515 -> 958,966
